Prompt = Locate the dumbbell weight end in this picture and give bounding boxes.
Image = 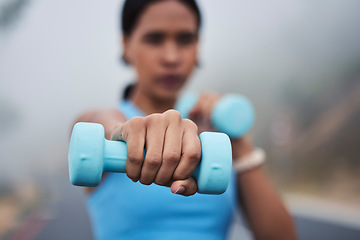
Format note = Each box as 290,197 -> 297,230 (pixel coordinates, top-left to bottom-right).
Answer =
176,93 -> 255,138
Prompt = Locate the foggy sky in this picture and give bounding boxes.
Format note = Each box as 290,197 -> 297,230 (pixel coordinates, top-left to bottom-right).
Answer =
1,0 -> 360,181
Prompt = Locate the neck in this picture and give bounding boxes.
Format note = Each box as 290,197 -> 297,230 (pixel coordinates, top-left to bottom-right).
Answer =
130,86 -> 177,115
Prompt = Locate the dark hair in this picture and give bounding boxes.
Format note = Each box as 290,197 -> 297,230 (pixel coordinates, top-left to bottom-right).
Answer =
121,0 -> 202,37
122,83 -> 135,100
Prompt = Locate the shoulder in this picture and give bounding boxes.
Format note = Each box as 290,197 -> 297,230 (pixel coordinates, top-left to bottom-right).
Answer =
76,108 -> 127,123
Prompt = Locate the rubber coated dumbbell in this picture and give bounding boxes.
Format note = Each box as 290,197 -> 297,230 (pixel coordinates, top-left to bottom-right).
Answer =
175,93 -> 255,138
68,122 -> 232,194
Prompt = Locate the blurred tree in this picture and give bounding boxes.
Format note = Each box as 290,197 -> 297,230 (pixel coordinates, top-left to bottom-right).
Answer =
0,0 -> 30,30
271,63 -> 360,198
0,97 -> 21,137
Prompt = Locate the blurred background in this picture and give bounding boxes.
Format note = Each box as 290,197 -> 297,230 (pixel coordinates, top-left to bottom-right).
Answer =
0,0 -> 359,239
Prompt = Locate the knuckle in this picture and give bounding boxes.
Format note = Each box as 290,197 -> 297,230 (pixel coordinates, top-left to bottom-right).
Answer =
127,152 -> 143,165
183,119 -> 198,131
128,116 -> 145,127
163,151 -> 180,165
186,148 -> 201,163
145,155 -> 161,168
165,109 -> 181,120
146,113 -> 162,125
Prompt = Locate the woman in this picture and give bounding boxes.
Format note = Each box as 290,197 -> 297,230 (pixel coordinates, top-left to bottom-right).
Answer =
76,0 -> 296,239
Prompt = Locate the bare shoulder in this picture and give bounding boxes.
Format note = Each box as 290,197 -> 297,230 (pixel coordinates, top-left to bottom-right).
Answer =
76,108 -> 127,123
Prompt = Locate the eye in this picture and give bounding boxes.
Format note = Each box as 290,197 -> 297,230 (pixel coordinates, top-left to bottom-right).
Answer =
143,32 -> 164,45
176,32 -> 197,46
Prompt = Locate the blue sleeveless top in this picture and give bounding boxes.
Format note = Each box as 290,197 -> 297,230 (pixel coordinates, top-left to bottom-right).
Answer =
86,100 -> 238,240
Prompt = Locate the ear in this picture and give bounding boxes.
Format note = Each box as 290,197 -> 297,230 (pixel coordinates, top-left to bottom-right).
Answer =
122,35 -> 131,64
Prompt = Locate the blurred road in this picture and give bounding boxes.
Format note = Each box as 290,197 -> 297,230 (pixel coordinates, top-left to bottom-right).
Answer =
10,176 -> 359,240
33,178 -> 93,240
296,217 -> 360,240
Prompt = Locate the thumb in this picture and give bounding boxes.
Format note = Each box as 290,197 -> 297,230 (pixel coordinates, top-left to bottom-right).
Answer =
170,178 -> 198,196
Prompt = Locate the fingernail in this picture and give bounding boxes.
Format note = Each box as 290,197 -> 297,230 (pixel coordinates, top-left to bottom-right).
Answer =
132,178 -> 138,183
174,186 -> 185,194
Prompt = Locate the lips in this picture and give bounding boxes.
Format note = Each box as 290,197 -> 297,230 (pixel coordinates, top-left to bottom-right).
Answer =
156,74 -> 184,89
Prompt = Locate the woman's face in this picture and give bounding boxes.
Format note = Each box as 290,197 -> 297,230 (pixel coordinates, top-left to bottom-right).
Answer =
123,0 -> 199,100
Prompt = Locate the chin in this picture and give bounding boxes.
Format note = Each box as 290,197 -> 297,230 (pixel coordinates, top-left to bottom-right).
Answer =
155,87 -> 181,101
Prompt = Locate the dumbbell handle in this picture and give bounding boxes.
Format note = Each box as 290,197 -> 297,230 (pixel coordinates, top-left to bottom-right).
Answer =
103,140 -> 127,172
101,138 -> 201,177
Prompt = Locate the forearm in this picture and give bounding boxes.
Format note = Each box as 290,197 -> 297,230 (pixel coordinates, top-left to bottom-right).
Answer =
237,167 -> 297,240
75,109 -> 126,139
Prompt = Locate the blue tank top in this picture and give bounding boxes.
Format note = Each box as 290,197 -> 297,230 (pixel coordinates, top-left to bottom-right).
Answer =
86,100 -> 238,240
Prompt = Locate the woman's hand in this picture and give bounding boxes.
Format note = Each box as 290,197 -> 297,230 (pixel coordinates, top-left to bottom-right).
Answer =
111,109 -> 201,196
188,93 -> 220,133
188,93 -> 254,159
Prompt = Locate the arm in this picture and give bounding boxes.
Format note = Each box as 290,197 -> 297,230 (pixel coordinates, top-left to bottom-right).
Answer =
233,139 -> 297,240
74,109 -> 127,193
73,109 -> 201,196
189,94 -> 297,240
75,109 -> 127,139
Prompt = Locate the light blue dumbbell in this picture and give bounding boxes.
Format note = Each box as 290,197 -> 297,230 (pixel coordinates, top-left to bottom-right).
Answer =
68,122 -> 232,194
175,93 -> 255,138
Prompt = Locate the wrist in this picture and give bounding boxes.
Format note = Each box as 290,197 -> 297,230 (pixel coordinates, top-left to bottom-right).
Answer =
231,137 -> 253,159
233,148 -> 266,174
92,109 -> 126,140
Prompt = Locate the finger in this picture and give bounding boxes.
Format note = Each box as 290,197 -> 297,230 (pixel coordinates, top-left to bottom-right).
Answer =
111,122 -> 127,141
189,94 -> 218,123
112,117 -> 146,182
173,119 -> 201,180
171,178 -> 198,196
140,114 -> 165,185
154,110 -> 182,186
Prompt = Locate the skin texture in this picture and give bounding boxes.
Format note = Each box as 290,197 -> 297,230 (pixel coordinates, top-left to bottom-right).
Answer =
111,110 -> 201,196
75,0 -> 297,239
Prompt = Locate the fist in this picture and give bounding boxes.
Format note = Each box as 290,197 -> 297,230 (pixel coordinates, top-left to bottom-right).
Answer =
111,110 -> 201,196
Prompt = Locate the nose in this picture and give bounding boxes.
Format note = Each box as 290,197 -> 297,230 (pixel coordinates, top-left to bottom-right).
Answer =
161,41 -> 180,68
